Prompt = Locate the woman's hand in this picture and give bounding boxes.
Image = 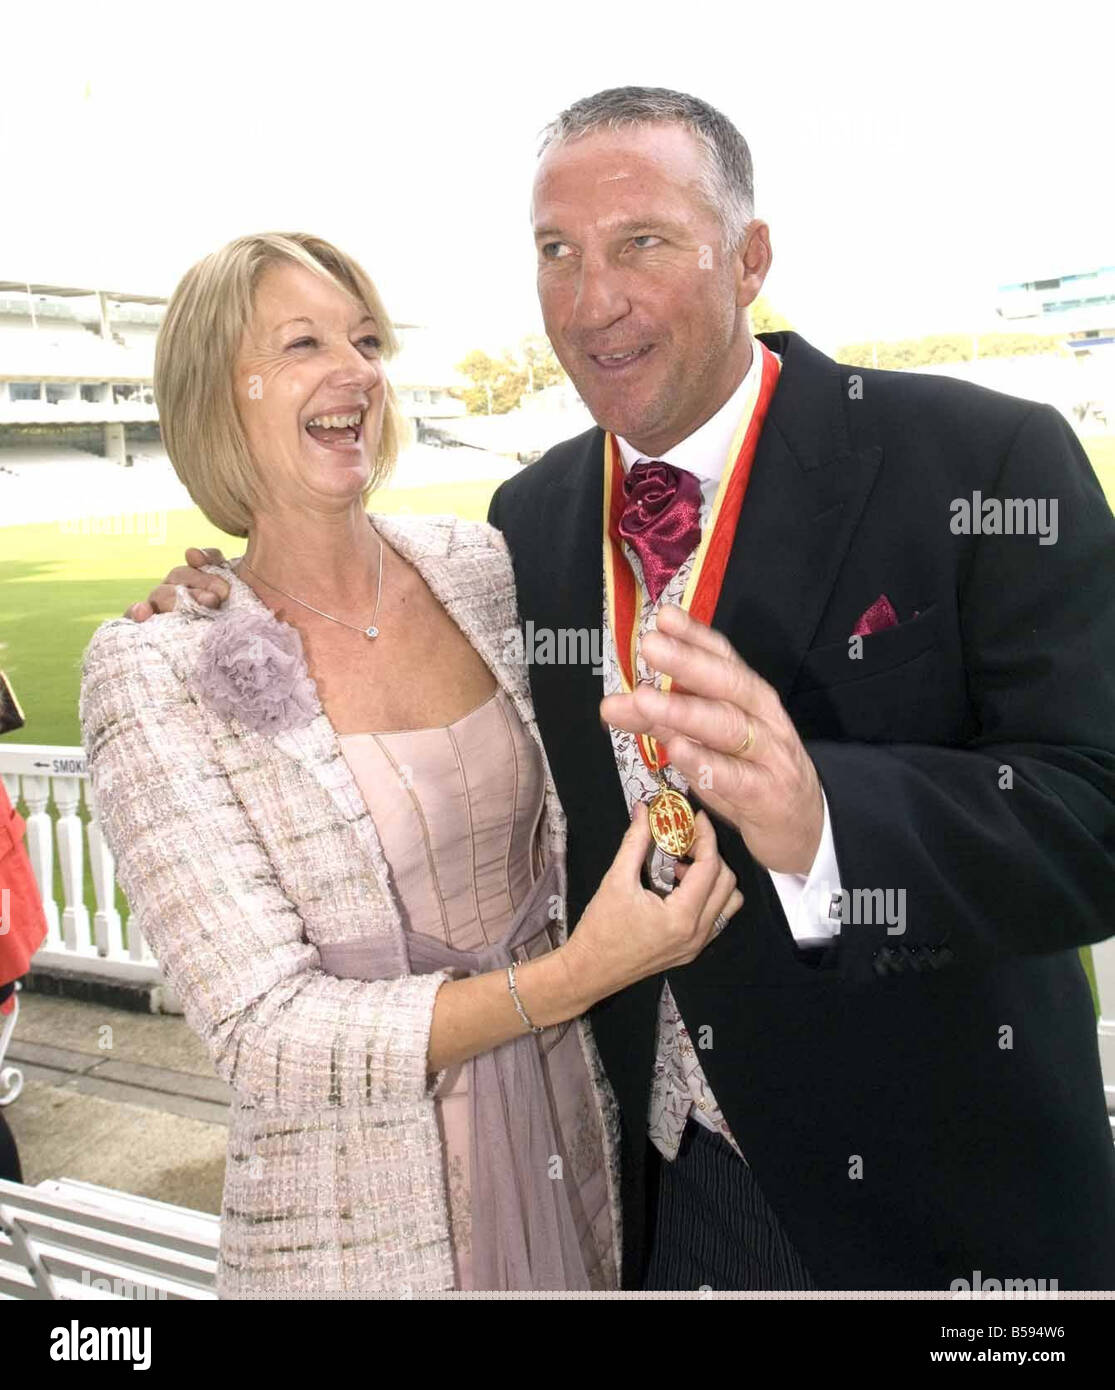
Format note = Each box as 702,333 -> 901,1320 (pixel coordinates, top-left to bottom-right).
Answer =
555,803 -> 742,1011
430,804 -> 740,1069
123,547 -> 230,621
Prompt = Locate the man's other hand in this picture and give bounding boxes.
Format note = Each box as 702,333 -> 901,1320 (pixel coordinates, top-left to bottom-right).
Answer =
124,547 -> 230,621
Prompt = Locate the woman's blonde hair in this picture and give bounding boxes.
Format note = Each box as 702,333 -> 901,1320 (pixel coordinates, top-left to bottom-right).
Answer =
154,232 -> 406,537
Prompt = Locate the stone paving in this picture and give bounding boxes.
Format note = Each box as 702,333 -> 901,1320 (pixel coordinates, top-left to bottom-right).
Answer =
3,991 -> 229,1214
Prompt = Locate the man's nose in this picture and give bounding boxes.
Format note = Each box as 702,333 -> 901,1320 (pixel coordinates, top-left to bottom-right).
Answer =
569,254 -> 630,335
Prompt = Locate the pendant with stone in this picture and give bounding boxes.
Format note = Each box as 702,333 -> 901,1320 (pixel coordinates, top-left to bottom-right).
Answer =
365,626 -> 379,639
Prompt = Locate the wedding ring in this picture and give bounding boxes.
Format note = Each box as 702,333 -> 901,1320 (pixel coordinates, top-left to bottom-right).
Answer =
712,913 -> 729,937
730,720 -> 755,758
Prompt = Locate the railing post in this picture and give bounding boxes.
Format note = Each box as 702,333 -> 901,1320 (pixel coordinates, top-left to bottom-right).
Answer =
55,775 -> 92,955
18,775 -> 61,943
84,781 -> 124,958
129,917 -> 155,964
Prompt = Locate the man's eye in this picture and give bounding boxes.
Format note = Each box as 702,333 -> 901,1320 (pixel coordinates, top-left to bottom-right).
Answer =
631,235 -> 662,249
540,242 -> 571,261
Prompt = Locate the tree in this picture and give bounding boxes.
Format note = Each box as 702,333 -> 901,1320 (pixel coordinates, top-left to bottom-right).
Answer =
973,332 -> 1066,359
520,335 -> 565,395
454,349 -> 527,415
455,337 -> 565,414
835,331 -> 1068,370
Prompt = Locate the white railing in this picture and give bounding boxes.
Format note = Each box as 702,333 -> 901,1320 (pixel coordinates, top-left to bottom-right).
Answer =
0,743 -> 160,986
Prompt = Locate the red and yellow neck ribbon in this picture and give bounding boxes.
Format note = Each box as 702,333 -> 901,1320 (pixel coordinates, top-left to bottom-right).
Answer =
603,340 -> 781,776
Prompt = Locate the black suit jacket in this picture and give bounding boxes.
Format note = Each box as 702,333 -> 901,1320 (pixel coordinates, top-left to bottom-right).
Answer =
487,331 -> 1115,1290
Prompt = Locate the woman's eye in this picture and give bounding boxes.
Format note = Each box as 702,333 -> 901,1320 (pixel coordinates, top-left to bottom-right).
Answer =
288,336 -> 317,350
357,335 -> 382,353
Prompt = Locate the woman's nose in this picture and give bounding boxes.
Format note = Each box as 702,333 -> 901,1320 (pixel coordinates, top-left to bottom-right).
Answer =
329,341 -> 382,386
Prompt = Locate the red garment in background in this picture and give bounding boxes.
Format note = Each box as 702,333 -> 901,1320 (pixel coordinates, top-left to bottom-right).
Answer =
0,779 -> 47,1013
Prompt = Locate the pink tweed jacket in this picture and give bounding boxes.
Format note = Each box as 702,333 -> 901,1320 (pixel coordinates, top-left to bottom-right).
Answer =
78,512 -> 622,1297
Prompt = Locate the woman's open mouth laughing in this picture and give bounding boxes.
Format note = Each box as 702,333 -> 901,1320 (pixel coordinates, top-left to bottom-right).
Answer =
304,407 -> 365,450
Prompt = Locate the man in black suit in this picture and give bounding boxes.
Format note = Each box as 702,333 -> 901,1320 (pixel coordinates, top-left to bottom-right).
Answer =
141,85 -> 1115,1292
486,86 -> 1115,1291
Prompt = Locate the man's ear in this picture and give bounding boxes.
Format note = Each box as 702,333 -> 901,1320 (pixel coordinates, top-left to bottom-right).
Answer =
735,219 -> 772,310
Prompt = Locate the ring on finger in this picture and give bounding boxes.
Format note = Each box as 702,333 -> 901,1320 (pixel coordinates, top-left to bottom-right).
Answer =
712,912 -> 729,937
729,720 -> 755,758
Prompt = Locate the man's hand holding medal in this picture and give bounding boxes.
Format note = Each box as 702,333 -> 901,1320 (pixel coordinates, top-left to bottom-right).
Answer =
600,603 -> 825,878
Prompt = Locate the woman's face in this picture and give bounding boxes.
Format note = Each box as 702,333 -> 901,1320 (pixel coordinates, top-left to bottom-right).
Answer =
233,260 -> 388,516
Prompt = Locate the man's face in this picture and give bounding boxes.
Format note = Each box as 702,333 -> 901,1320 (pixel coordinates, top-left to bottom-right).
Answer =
532,123 -> 770,456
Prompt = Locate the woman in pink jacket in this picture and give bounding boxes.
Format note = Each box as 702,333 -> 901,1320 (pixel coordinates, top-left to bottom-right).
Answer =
80,232 -> 740,1296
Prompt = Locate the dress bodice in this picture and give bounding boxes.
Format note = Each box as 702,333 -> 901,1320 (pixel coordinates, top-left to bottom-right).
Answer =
338,686 -> 546,951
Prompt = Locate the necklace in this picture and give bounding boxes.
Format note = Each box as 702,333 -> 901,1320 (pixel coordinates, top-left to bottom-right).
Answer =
239,532 -> 385,639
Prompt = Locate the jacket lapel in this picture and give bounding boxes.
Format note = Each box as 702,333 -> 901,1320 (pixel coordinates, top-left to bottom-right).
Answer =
713,332 -> 882,699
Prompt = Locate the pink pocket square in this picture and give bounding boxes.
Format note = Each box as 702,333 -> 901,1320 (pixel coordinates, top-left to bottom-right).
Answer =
852,593 -> 899,637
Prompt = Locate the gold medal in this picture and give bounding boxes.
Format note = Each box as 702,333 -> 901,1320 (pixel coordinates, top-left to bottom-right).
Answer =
647,776 -> 696,858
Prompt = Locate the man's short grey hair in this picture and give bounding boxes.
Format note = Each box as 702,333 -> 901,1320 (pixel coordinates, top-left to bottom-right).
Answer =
539,86 -> 754,248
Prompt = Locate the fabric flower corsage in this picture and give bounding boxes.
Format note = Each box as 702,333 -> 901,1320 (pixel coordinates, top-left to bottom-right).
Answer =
190,607 -> 320,736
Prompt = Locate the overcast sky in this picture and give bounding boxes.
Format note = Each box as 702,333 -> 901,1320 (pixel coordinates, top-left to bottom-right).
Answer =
2,0 -> 1110,358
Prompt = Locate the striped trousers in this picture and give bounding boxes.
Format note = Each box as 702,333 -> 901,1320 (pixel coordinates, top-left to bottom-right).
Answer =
643,1119 -> 817,1291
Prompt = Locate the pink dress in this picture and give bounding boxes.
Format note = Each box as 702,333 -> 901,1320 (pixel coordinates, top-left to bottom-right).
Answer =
338,687 -> 613,1290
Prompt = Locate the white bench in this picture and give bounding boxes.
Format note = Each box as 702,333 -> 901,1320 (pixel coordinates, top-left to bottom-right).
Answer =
0,1176 -> 218,1299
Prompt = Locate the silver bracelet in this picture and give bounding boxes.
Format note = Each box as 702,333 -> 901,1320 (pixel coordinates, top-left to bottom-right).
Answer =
507,962 -> 543,1035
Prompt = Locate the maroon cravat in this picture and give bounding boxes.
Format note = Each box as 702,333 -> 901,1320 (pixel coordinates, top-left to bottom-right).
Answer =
617,460 -> 703,604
